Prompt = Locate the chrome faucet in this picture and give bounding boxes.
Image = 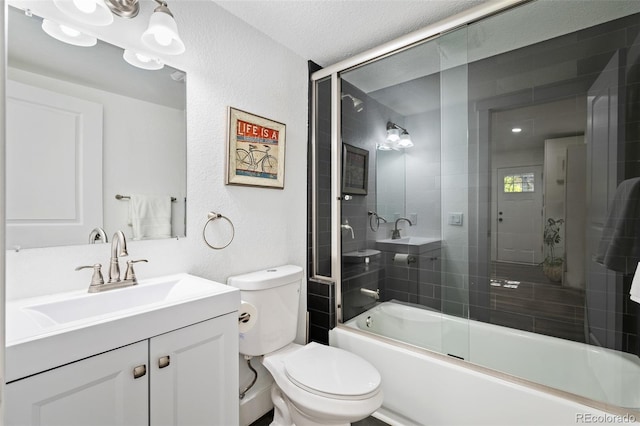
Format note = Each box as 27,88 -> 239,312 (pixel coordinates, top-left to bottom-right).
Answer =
109,230 -> 129,283
77,230 -> 148,292
88,227 -> 108,244
341,219 -> 355,239
392,217 -> 413,239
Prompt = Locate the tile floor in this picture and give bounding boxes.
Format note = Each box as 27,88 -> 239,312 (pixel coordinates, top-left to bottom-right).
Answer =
489,261 -> 585,342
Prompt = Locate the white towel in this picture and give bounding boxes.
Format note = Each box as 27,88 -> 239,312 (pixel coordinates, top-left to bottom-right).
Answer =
631,262 -> 640,304
128,194 -> 172,240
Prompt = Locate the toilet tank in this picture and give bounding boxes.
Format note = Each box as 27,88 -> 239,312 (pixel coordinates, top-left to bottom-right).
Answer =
227,265 -> 303,356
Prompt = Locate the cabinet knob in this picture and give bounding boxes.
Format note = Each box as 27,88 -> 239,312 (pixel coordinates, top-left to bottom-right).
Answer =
133,364 -> 147,379
158,356 -> 171,369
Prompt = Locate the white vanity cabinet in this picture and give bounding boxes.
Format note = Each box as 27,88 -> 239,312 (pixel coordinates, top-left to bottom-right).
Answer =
6,314 -> 238,426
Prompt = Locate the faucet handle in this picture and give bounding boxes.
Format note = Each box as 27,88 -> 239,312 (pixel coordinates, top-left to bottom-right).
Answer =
124,259 -> 148,283
76,264 -> 105,288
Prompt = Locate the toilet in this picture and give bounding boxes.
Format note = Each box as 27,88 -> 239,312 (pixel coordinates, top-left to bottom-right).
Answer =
228,265 -> 383,426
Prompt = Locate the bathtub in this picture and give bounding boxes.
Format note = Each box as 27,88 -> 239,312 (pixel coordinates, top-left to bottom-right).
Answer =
330,301 -> 640,425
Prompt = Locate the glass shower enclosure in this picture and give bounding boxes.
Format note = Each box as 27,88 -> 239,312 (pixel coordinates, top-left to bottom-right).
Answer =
311,0 -> 640,412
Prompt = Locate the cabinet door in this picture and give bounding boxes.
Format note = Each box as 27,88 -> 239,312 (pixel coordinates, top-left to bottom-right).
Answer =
150,314 -> 239,426
5,341 -> 148,426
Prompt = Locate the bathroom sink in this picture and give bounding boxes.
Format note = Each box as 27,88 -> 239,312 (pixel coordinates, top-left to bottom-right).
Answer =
6,273 -> 240,382
342,249 -> 381,264
24,275 -> 212,325
376,237 -> 441,254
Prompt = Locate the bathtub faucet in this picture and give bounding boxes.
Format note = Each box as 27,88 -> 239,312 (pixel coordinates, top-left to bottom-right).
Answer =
341,219 -> 355,239
361,288 -> 380,300
392,217 -> 413,239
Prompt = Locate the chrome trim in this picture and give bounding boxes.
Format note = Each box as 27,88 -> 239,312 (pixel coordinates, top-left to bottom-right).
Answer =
311,77 -> 319,278
311,0 -> 530,81
330,73 -> 343,323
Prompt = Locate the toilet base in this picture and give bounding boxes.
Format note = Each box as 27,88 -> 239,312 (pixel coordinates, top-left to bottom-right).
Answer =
269,384 -> 350,426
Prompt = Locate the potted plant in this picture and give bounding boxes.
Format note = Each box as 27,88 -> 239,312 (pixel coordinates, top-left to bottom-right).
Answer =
541,218 -> 564,283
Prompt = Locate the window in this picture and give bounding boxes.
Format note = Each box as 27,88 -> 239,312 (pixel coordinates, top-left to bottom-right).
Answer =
504,173 -> 534,193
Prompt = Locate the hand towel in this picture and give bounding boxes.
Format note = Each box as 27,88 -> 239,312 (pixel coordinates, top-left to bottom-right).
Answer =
631,263 -> 640,304
594,177 -> 640,275
128,194 -> 172,240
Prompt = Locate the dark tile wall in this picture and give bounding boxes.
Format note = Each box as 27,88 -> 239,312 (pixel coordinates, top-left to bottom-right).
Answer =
467,12 -> 640,355
307,278 -> 335,344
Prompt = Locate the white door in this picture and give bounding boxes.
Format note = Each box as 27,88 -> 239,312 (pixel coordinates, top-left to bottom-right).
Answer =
5,341 -> 148,426
496,165 -> 543,264
150,314 -> 239,426
6,80 -> 103,249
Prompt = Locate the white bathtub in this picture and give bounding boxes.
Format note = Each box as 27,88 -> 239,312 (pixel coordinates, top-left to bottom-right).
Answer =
330,301 -> 640,425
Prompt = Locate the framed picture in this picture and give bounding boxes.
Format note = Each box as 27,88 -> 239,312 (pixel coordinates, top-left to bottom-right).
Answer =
226,107 -> 286,189
342,143 -> 369,195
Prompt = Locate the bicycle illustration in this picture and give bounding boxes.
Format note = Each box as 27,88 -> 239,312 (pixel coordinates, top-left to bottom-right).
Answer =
236,144 -> 278,176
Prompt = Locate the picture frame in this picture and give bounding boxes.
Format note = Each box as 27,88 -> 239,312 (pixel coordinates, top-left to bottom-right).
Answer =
342,143 -> 369,195
226,107 -> 286,189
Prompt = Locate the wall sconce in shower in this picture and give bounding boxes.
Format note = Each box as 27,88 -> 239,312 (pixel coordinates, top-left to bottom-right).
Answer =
341,93 -> 364,113
379,121 -> 414,150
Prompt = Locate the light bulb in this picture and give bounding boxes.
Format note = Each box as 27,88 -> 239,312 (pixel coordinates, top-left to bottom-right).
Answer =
60,24 -> 81,38
386,128 -> 400,143
73,0 -> 97,14
154,30 -> 173,47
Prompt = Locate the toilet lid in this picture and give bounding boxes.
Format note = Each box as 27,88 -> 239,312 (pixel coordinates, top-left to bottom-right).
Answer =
283,343 -> 381,400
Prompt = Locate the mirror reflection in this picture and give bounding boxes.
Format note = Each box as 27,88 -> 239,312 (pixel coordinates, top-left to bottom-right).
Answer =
6,5 -> 187,249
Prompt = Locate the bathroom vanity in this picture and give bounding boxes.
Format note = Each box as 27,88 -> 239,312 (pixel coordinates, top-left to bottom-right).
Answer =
5,274 -> 240,425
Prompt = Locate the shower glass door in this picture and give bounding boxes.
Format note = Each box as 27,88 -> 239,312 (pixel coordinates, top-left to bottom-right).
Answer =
337,32 -> 472,360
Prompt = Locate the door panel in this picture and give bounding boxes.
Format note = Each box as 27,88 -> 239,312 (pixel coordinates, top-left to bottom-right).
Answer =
496,165 -> 543,264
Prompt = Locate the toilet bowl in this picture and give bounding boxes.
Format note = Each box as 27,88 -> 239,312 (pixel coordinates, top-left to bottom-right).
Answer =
227,265 -> 383,425
262,342 -> 383,426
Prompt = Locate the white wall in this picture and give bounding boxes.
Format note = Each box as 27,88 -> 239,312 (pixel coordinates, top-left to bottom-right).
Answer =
4,2 -> 309,340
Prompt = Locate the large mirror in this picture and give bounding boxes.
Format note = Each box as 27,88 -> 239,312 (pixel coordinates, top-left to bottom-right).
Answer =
6,5 -> 187,249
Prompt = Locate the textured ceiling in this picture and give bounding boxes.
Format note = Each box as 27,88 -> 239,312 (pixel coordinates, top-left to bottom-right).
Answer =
213,0 -> 489,67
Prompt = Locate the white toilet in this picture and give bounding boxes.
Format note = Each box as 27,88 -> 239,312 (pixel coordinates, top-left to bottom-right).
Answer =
228,265 -> 383,426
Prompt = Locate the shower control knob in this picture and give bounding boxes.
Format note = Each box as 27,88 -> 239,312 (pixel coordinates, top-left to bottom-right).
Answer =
498,218 -> 503,222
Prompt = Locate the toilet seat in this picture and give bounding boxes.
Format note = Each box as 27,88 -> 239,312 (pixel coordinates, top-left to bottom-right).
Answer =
283,343 -> 381,400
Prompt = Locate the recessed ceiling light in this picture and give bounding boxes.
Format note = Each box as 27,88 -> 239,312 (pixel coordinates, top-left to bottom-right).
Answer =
512,127 -> 522,133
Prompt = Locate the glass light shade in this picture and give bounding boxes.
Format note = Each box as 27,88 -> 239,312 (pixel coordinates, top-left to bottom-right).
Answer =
377,142 -> 393,151
42,19 -> 97,47
53,0 -> 114,26
386,128 -> 400,142
141,10 -> 185,55
123,50 -> 164,70
398,133 -> 414,148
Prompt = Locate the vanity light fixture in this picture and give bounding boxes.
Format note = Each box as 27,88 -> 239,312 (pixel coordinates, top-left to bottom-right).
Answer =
53,0 -> 114,26
123,49 -> 164,70
41,19 -> 97,47
398,131 -> 414,148
141,0 -> 186,55
383,121 -> 413,150
103,0 -> 140,18
512,127 -> 522,133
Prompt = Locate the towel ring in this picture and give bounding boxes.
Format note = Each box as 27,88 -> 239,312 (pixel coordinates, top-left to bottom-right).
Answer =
203,212 -> 235,250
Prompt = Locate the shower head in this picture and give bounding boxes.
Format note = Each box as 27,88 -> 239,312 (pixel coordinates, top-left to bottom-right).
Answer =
341,93 -> 364,113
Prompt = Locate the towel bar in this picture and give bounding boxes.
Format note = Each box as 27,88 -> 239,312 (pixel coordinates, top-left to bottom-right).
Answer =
115,194 -> 177,202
